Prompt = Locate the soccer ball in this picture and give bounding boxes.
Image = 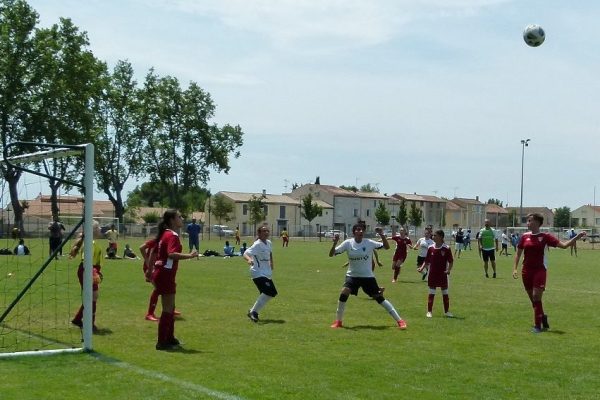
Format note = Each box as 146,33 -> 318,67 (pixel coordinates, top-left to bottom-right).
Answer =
523,24 -> 545,47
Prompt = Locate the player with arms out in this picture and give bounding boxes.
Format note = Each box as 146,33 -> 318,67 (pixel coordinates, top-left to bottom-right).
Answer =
512,213 -> 585,333
329,224 -> 407,330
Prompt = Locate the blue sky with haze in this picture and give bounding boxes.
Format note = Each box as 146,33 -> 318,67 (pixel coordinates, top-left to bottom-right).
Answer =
27,0 -> 600,209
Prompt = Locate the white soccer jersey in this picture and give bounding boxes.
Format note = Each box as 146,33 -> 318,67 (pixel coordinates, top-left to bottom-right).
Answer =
416,237 -> 434,257
335,238 -> 384,278
245,239 -> 273,279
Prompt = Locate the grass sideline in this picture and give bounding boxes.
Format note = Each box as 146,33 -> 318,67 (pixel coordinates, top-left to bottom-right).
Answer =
1,237 -> 600,399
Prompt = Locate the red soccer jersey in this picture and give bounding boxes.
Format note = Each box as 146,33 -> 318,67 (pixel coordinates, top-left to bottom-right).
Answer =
157,229 -> 182,273
518,232 -> 560,270
424,244 -> 454,273
391,236 -> 412,259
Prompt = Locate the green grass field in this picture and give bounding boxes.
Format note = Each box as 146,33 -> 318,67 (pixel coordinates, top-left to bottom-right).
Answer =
1,237 -> 599,399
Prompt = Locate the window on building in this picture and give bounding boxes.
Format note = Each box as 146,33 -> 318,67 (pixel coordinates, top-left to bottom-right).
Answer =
243,204 -> 248,215
263,205 -> 268,216
353,209 -> 358,217
366,209 -> 370,217
279,206 -> 286,219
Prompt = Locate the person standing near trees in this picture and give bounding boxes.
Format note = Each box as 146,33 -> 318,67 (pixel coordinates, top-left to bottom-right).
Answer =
186,218 -> 201,253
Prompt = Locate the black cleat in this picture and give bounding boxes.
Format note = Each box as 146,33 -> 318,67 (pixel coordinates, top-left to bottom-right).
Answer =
541,314 -> 550,330
247,310 -> 259,323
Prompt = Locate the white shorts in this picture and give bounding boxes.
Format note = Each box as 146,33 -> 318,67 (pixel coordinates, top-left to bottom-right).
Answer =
455,243 -> 463,251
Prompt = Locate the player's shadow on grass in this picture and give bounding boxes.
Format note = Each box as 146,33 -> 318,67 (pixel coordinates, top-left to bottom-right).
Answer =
160,347 -> 204,354
93,327 -> 113,336
544,330 -> 566,335
345,325 -> 391,331
259,319 -> 285,324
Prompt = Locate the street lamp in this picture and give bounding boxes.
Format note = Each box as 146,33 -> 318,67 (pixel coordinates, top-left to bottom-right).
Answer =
519,139 -> 531,226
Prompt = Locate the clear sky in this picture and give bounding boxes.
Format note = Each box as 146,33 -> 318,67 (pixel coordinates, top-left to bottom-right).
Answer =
27,0 -> 600,210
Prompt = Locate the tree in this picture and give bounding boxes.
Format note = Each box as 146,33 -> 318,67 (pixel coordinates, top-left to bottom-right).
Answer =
360,183 -> 379,193
144,75 -> 244,210
487,198 -> 503,207
211,194 -> 234,227
374,201 -> 390,226
339,185 -> 358,193
247,194 -> 266,232
396,200 -> 408,227
554,206 -> 571,228
0,0 -> 42,233
408,202 -> 423,229
315,176 -> 320,185
95,60 -> 145,224
300,193 -> 323,236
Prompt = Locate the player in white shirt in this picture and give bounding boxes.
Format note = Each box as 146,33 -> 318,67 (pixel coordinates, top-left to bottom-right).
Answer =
414,228 -> 434,280
328,224 -> 407,330
243,225 -> 277,323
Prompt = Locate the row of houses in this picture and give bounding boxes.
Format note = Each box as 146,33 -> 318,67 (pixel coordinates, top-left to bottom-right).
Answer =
205,184 -> 558,237
5,184 -> 598,238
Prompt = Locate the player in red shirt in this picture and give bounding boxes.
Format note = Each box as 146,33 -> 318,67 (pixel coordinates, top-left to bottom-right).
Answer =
512,213 -> 585,333
152,209 -> 198,350
390,227 -> 412,283
418,229 -> 454,318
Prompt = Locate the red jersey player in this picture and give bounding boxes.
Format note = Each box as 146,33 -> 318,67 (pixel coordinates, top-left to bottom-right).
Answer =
512,213 -> 585,333
390,227 -> 412,283
418,229 -> 454,318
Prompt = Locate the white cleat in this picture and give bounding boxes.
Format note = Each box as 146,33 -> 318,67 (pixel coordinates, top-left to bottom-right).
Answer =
426,312 -> 432,318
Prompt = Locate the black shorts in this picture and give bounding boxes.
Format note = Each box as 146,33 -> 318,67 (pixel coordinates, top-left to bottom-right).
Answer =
417,256 -> 426,267
482,249 -> 496,262
252,277 -> 278,297
502,243 -> 508,249
343,276 -> 381,297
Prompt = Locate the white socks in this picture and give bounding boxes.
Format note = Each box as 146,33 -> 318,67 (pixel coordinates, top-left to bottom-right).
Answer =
380,300 -> 401,321
250,293 -> 272,313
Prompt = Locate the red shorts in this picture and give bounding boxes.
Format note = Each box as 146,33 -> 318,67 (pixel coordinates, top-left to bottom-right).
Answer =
109,242 -> 117,250
427,268 -> 448,289
77,263 -> 101,291
152,266 -> 177,295
521,267 -> 546,291
392,253 -> 407,263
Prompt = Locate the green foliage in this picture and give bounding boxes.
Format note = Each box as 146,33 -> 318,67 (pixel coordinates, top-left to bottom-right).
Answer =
375,201 -> 390,226
487,198 -> 503,207
247,194 -> 266,230
554,206 -> 571,228
360,183 -> 379,193
339,185 -> 358,193
300,193 -> 323,236
211,194 -> 234,224
141,211 -> 160,224
397,200 -> 408,227
408,202 -> 423,227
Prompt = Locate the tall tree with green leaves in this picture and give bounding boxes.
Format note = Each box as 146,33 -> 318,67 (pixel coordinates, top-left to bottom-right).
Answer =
145,75 -> 244,210
554,206 -> 571,228
211,194 -> 234,227
95,60 -> 145,223
408,202 -> 423,229
396,200 -> 408,228
247,194 -> 266,232
0,0 -> 41,232
29,18 -> 107,221
300,193 -> 323,236
375,201 -> 390,226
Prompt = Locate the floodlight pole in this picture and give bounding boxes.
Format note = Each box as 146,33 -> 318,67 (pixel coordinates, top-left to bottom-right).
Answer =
519,139 -> 531,226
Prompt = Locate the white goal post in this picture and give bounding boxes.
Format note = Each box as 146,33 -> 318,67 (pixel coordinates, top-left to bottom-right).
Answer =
0,142 -> 95,357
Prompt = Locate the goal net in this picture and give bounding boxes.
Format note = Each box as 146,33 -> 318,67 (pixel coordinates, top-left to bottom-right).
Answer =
0,142 -> 95,358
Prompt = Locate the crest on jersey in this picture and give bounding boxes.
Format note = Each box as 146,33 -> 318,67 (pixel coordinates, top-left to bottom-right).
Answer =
362,247 -> 366,252
538,237 -> 543,242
